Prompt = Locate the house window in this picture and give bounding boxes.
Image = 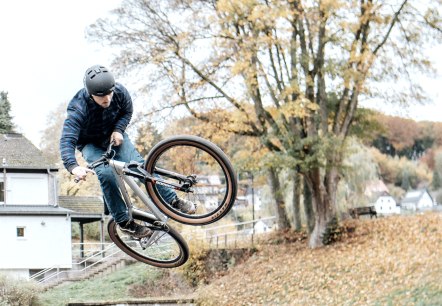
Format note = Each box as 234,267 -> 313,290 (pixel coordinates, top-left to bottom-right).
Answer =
0,181 -> 4,203
17,226 -> 25,238
8,174 -> 49,205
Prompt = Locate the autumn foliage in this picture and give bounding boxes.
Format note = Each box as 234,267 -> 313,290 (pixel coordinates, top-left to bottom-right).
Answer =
197,212 -> 442,305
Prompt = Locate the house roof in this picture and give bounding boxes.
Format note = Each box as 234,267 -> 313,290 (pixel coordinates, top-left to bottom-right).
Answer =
0,196 -> 106,214
0,133 -> 58,170
0,205 -> 71,216
0,196 -> 105,223
58,196 -> 105,223
364,180 -> 389,198
401,189 -> 433,204
371,190 -> 393,201
58,196 -> 104,213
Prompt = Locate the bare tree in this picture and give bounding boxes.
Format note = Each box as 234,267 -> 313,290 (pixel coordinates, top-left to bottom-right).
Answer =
87,0 -> 441,247
40,102 -> 101,197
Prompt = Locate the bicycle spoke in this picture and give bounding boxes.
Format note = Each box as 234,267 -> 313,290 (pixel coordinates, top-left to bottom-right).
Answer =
152,145 -> 229,217
144,135 -> 237,225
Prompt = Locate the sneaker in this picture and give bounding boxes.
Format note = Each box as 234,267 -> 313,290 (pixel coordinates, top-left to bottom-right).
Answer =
119,219 -> 152,239
171,197 -> 196,214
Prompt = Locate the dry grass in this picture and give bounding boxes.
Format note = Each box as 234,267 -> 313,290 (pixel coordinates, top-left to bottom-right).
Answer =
195,212 -> 442,305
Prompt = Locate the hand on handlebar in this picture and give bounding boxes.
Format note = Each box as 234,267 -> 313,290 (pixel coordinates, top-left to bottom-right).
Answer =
72,140 -> 115,183
72,166 -> 96,182
111,131 -> 123,146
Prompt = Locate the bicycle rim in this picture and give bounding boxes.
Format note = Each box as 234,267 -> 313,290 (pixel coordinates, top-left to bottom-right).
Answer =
108,217 -> 189,268
144,135 -> 237,225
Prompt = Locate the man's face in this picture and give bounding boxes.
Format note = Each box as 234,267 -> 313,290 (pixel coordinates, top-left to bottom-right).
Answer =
92,92 -> 113,108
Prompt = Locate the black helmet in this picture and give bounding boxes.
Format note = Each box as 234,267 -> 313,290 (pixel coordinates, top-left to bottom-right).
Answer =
84,65 -> 115,96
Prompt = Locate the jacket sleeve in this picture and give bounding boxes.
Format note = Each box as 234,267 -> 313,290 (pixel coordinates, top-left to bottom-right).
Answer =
60,104 -> 85,173
113,85 -> 133,135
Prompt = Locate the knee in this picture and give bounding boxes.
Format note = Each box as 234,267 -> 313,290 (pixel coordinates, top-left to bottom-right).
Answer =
95,166 -> 115,183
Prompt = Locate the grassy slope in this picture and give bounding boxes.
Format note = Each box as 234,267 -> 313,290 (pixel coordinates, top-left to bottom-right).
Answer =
37,263 -> 164,305
38,212 -> 442,306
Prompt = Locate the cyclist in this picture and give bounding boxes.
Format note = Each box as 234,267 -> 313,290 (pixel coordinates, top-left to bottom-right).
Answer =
60,64 -> 196,238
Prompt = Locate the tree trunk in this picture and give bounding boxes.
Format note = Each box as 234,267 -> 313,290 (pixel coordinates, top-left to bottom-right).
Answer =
268,167 -> 291,230
303,177 -> 315,234
292,172 -> 302,231
306,167 -> 338,248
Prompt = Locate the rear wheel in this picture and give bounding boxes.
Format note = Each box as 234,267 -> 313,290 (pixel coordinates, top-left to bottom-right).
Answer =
108,216 -> 189,268
144,135 -> 238,226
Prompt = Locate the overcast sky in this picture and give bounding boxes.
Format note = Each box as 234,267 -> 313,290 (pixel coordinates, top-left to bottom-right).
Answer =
1,0 -> 441,148
0,0 -> 121,147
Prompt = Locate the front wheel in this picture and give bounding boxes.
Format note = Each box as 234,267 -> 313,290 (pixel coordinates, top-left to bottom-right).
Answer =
108,216 -> 189,268
144,135 -> 238,226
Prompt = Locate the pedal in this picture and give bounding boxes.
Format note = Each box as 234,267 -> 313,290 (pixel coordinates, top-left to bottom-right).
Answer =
152,221 -> 169,231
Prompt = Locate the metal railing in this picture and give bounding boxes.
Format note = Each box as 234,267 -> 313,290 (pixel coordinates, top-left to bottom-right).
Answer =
186,216 -> 277,248
29,243 -> 124,285
30,217 -> 276,285
71,242 -> 112,260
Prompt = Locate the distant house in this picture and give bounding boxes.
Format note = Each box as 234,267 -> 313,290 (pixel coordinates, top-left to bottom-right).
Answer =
240,217 -> 274,235
401,189 -> 435,211
0,133 -> 72,278
374,192 -> 400,215
254,219 -> 271,233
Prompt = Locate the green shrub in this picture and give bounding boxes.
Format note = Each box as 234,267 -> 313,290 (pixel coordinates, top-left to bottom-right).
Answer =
0,274 -> 41,306
71,222 -> 104,241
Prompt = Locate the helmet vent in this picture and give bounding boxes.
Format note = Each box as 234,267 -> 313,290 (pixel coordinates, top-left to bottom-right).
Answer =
84,65 -> 115,96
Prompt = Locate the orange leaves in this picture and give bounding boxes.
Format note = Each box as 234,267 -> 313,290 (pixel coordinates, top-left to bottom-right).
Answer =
196,212 -> 442,305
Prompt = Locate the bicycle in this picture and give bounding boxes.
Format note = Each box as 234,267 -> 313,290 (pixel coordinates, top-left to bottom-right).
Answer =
78,135 -> 237,268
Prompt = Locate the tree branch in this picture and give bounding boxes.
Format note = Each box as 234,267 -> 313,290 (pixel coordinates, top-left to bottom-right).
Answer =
372,0 -> 409,55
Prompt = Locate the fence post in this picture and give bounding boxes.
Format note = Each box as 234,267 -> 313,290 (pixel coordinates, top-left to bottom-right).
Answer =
252,220 -> 255,247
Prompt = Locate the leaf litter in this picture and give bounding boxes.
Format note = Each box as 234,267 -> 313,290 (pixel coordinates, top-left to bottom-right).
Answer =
195,212 -> 442,305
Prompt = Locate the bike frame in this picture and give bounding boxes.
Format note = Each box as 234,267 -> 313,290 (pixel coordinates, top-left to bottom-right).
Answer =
84,141 -> 194,224
106,159 -> 180,249
108,159 -> 167,223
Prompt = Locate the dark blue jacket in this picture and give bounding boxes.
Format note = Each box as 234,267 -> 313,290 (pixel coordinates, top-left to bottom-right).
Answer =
60,83 -> 133,172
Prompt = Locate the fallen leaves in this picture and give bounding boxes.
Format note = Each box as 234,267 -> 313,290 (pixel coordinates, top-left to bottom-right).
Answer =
196,212 -> 442,305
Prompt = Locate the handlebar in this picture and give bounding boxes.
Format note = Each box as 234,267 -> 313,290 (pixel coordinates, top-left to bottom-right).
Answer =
74,141 -> 116,183
89,140 -> 116,168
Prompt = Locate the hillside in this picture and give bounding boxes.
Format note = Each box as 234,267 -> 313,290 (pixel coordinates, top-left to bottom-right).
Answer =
38,212 -> 441,305
196,212 -> 442,305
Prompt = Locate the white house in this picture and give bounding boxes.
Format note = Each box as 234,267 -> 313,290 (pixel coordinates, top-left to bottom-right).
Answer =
401,189 -> 435,211
0,133 -> 72,279
254,219 -> 271,233
374,192 -> 400,215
